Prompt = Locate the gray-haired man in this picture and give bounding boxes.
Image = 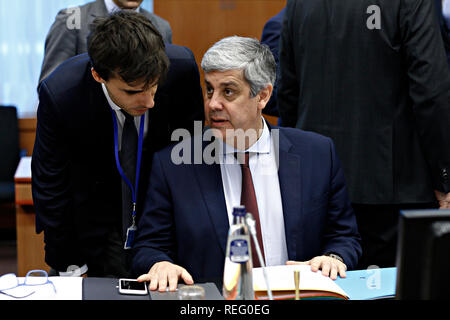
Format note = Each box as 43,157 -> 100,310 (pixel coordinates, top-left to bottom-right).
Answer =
132,36 -> 361,292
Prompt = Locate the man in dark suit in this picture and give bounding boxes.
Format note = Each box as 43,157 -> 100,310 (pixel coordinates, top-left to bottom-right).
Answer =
39,0 -> 172,86
260,7 -> 285,117
32,11 -> 204,277
132,36 -> 361,292
278,0 -> 450,268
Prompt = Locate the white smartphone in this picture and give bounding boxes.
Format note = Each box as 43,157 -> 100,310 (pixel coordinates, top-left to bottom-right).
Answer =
118,279 -> 148,295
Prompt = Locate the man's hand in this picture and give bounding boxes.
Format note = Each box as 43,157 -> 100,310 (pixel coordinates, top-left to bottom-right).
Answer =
137,261 -> 194,292
286,255 -> 347,280
434,190 -> 450,209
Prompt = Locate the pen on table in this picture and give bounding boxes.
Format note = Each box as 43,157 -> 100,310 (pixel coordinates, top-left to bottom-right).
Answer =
294,270 -> 300,300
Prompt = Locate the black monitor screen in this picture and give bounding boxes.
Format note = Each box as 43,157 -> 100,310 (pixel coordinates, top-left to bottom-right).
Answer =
395,209 -> 450,300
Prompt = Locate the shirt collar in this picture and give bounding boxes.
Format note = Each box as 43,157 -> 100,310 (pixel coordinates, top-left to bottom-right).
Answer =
219,117 -> 271,156
101,83 -> 121,112
104,0 -> 141,14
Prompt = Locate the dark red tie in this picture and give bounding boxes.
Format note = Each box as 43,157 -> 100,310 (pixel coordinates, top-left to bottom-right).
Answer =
239,152 -> 265,267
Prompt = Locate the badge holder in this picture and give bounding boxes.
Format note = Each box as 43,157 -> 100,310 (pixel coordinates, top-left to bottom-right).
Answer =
124,221 -> 137,250
124,204 -> 137,250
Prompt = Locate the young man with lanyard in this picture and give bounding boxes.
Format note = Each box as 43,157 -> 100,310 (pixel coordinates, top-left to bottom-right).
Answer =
32,11 -> 204,278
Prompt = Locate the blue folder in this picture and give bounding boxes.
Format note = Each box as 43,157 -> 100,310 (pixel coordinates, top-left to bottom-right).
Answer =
334,267 -> 397,300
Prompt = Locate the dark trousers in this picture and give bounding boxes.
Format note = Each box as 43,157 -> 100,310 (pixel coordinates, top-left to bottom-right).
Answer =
71,227 -> 133,278
49,227 -> 132,278
352,202 -> 437,269
102,227 -> 133,278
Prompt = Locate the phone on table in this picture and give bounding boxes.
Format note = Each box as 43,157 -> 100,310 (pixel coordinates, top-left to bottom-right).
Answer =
118,279 -> 148,295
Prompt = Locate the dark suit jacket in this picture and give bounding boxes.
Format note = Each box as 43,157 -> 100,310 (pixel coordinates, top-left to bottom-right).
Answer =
131,126 -> 361,281
31,44 -> 204,275
39,0 -> 172,85
436,0 -> 450,68
261,7 -> 285,117
279,0 -> 450,204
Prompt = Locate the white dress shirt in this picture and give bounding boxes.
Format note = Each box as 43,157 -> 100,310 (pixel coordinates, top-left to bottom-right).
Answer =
104,0 -> 141,13
219,118 -> 288,266
101,83 -> 148,150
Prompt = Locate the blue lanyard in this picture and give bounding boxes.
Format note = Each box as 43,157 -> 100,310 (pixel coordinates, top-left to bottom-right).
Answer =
110,108 -> 145,219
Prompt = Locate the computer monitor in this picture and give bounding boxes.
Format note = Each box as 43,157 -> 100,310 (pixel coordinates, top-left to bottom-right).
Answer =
395,209 -> 450,300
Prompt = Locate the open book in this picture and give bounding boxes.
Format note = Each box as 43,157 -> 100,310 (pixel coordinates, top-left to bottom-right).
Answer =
253,265 -> 348,300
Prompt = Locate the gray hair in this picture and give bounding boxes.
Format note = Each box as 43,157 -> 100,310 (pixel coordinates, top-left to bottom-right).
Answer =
201,36 -> 276,97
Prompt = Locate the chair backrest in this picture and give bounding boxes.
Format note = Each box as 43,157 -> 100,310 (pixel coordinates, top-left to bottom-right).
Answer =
0,105 -> 20,182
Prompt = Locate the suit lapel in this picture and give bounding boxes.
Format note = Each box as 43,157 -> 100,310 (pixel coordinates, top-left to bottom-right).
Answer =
190,126 -> 304,260
276,129 -> 303,261
193,141 -> 229,255
89,72 -> 115,160
90,0 -> 108,18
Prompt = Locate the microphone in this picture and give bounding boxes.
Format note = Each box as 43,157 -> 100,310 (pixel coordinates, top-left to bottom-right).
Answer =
245,212 -> 273,300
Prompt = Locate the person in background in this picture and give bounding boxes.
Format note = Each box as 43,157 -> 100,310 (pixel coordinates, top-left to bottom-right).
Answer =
132,36 -> 361,292
260,7 -> 285,118
278,0 -> 450,269
32,11 -> 203,278
438,0 -> 450,68
38,0 -> 172,86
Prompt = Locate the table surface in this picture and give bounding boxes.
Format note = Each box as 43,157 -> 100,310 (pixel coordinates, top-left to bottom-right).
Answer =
83,267 -> 397,300
82,278 -> 223,300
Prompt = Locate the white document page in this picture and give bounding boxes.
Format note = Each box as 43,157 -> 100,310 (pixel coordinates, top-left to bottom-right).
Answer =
253,264 -> 348,297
